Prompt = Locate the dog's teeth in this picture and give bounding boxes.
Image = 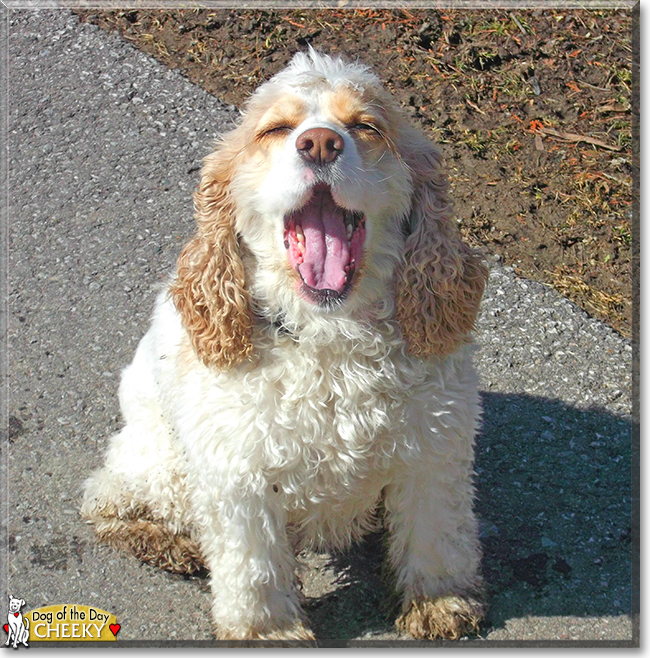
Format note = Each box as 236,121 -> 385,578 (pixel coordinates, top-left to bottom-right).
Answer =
296,224 -> 304,242
346,224 -> 353,239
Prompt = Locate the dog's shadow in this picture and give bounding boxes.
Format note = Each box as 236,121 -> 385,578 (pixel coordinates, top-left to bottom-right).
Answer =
302,529 -> 396,640
300,391 -> 634,640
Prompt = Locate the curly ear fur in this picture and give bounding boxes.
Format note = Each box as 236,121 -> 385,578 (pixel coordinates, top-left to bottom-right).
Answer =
396,130 -> 488,357
170,140 -> 254,370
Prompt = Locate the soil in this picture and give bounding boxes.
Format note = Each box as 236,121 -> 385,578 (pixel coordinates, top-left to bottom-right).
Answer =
75,7 -> 636,337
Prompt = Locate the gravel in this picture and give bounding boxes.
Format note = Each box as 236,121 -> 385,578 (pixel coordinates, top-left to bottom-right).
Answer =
2,8 -> 636,646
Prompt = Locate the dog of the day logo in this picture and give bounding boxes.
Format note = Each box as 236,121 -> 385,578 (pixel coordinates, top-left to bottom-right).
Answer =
4,596 -> 29,649
4,597 -> 120,644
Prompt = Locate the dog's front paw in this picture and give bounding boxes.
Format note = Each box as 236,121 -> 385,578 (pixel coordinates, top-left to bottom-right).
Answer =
216,620 -> 315,643
258,620 -> 316,642
396,594 -> 484,640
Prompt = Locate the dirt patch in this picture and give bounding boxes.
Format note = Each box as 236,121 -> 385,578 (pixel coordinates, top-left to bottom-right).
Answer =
75,7 -> 635,337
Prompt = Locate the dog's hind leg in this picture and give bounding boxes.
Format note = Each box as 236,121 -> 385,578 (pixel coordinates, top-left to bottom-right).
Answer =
81,332 -> 204,574
81,420 -> 204,574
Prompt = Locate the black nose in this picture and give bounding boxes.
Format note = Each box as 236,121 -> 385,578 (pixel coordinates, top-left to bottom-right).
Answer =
296,128 -> 344,166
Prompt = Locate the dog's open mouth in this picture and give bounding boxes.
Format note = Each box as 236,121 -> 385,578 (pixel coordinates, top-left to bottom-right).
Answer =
284,185 -> 366,306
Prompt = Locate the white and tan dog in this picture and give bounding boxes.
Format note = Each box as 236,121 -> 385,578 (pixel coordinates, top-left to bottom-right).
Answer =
81,49 -> 488,641
5,596 -> 29,649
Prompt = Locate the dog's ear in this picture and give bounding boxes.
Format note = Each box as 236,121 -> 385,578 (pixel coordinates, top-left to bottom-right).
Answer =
170,137 -> 254,370
395,129 -> 488,357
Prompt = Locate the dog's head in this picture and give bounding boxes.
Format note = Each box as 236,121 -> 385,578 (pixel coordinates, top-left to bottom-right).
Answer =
8,596 -> 24,613
171,49 -> 487,369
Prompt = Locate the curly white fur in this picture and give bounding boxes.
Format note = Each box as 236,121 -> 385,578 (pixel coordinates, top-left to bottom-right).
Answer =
81,48 -> 488,641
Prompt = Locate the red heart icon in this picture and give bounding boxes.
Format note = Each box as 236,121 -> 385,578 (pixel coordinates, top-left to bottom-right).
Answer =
3,624 -> 8,634
109,624 -> 120,637
13,613 -> 19,618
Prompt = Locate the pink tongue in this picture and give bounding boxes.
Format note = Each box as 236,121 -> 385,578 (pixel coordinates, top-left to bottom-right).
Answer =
298,192 -> 349,292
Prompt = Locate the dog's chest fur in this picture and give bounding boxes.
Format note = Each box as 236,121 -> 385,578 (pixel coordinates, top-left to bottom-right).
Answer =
159,311 -> 412,537
185,329 -> 404,464
144,297 -> 473,548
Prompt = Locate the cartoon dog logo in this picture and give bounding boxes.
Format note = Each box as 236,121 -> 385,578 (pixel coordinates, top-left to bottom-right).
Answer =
4,595 -> 29,649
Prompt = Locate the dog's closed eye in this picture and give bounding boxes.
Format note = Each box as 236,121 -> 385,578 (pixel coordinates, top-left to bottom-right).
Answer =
349,121 -> 384,137
256,124 -> 295,140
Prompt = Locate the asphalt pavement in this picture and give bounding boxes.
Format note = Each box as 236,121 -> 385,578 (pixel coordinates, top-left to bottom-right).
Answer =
2,8 -> 637,647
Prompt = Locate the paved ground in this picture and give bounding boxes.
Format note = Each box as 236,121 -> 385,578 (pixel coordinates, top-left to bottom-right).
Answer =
2,8 -> 637,647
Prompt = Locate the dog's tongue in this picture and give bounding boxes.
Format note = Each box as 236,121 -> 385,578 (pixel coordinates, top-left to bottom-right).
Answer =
297,191 -> 349,292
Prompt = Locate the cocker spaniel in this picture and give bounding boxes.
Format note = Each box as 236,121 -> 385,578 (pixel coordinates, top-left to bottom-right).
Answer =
81,49 -> 488,641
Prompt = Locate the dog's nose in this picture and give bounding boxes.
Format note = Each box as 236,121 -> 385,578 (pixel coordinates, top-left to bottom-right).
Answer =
296,128 -> 344,166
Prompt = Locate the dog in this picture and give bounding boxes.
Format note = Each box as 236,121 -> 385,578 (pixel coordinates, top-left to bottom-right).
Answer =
5,596 -> 29,649
81,48 -> 488,641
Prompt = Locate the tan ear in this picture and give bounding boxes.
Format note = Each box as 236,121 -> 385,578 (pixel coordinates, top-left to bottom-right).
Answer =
396,131 -> 488,357
169,143 -> 253,370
